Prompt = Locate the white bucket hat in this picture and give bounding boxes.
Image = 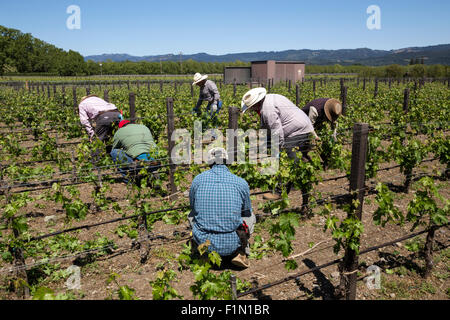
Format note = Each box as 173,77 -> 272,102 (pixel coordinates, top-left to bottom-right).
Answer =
207,147 -> 228,165
193,72 -> 208,85
241,88 -> 267,113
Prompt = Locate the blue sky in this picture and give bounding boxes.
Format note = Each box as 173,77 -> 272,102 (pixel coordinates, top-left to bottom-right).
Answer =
0,0 -> 449,56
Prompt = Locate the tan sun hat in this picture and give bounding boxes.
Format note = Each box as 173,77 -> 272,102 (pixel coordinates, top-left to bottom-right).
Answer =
241,88 -> 267,113
324,99 -> 342,122
193,73 -> 208,85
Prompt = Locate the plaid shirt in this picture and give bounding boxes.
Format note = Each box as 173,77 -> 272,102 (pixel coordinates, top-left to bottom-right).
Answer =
189,165 -> 252,256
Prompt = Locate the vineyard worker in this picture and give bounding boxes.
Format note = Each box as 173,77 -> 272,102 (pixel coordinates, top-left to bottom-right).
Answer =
301,98 -> 342,141
188,147 -> 256,268
241,88 -> 315,201
192,73 -> 223,119
78,95 -> 122,142
110,120 -> 159,182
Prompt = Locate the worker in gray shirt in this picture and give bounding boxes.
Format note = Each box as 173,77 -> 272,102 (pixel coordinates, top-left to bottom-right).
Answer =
241,87 -> 316,201
192,73 -> 223,119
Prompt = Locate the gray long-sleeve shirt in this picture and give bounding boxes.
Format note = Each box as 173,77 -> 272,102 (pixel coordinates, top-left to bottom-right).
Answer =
260,94 -> 314,147
195,80 -> 220,109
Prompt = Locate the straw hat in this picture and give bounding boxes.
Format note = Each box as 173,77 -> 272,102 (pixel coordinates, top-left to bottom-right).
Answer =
324,99 -> 342,122
192,73 -> 208,85
207,147 -> 228,165
241,88 -> 267,113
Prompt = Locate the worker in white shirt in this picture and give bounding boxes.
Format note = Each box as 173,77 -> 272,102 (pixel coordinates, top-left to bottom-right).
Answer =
78,95 -> 122,142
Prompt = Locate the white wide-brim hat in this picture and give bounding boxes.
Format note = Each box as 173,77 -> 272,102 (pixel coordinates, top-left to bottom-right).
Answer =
193,72 -> 208,85
241,88 -> 267,113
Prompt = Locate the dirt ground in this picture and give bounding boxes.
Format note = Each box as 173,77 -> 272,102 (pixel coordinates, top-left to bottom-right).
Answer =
1,147 -> 448,300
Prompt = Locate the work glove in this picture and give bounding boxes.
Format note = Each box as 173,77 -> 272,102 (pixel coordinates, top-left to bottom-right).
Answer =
210,103 -> 218,114
332,124 -> 338,142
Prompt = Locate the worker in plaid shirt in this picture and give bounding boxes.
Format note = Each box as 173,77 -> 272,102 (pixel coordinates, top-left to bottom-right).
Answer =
188,148 -> 256,268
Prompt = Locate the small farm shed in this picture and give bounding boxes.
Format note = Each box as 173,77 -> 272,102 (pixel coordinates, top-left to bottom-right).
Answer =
224,60 -> 305,84
223,66 -> 252,84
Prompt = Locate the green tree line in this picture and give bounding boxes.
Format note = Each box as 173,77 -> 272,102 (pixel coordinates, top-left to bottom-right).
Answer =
1,25 -> 449,78
306,64 -> 450,78
0,25 -> 86,76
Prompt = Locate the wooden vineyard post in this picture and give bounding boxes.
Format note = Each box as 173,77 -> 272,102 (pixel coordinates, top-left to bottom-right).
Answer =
373,78 -> 378,98
138,209 -> 151,263
230,274 -> 237,300
104,89 -> 109,103
288,79 -> 291,92
295,84 -> 300,107
338,123 -> 369,300
313,80 -> 316,98
388,78 -> 392,89
127,80 -> 130,91
47,84 -> 51,99
363,78 -> 366,91
403,88 -> 410,114
227,106 -> 239,163
129,92 -> 136,123
190,83 -> 194,98
62,86 -> 66,105
73,86 -> 78,116
166,98 -> 177,196
174,81 -> 178,93
86,87 -> 90,96
341,86 -> 348,115
160,80 -> 163,93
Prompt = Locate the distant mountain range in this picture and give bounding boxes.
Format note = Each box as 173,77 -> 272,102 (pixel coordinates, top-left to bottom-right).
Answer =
85,44 -> 450,65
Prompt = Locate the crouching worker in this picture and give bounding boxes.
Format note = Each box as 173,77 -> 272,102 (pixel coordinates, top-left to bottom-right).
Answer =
188,148 -> 256,268
110,120 -> 159,184
78,95 -> 122,143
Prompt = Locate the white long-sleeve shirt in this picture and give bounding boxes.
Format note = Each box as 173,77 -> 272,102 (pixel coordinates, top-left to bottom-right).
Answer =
78,97 -> 118,138
260,94 -> 314,147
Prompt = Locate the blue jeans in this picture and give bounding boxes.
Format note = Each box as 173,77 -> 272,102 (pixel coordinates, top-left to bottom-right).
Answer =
110,149 -> 158,183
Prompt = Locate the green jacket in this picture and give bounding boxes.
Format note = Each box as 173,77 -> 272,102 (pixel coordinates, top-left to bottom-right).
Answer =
112,124 -> 157,159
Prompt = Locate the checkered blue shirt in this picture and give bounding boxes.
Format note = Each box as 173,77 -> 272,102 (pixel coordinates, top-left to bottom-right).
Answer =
189,165 -> 253,256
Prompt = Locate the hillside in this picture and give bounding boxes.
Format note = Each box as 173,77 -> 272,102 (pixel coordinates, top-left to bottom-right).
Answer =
85,44 -> 450,65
